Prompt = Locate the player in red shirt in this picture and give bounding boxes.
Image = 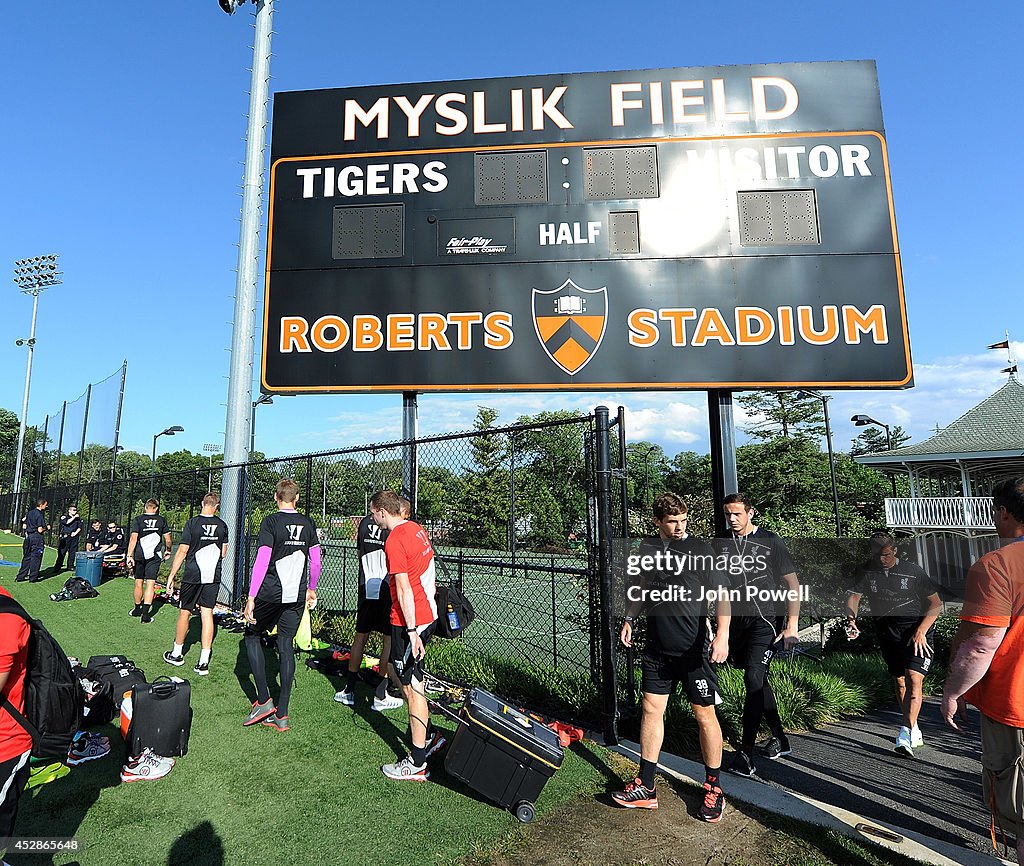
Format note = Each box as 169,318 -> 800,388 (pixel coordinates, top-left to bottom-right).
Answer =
0,586 -> 32,855
371,490 -> 443,781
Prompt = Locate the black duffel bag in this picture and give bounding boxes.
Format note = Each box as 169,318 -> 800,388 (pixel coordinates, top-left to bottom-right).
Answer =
434,584 -> 476,639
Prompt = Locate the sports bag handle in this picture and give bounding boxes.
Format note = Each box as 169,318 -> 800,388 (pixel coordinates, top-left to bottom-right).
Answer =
148,676 -> 182,699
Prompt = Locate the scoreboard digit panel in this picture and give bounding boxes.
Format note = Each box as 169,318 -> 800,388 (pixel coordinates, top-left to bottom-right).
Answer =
263,61 -> 911,393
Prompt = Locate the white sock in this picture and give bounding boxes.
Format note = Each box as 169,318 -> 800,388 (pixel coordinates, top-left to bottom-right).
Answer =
173,643 -> 184,657
199,648 -> 211,665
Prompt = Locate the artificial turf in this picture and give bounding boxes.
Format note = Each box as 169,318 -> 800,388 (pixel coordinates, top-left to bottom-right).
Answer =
0,533 -> 611,866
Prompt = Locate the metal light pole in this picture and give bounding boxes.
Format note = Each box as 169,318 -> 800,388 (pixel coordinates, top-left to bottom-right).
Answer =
203,443 -> 219,492
151,426 -> 184,495
12,255 -> 61,521
852,413 -> 897,497
800,390 -> 841,537
250,394 -> 273,455
220,0 -> 275,593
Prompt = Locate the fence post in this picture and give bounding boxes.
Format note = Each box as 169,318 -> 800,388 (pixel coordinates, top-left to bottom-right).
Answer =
615,405 -> 635,713
550,557 -> 558,670
594,406 -> 619,746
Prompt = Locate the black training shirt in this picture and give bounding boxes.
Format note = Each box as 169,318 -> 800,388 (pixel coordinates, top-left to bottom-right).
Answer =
357,513 -> 389,602
255,510 -> 319,604
715,527 -> 797,623
849,558 -> 938,632
180,515 -> 229,585
131,513 -> 169,561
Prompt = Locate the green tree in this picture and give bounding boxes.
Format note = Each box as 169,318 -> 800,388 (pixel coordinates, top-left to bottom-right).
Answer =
850,424 -> 910,456
738,391 -> 825,440
449,407 -> 510,550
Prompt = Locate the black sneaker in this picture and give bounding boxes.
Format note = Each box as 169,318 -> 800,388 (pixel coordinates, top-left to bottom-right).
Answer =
163,651 -> 185,667
610,778 -> 658,809
140,614 -> 153,624
728,750 -> 756,777
699,782 -> 726,823
762,736 -> 791,760
129,607 -> 142,617
193,661 -> 209,676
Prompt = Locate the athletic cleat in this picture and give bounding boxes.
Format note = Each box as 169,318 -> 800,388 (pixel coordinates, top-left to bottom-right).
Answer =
243,699 -> 276,727
333,687 -> 355,706
129,607 -> 142,617
762,735 -> 792,760
911,726 -> 924,748
163,651 -> 185,667
120,748 -> 175,783
728,750 -> 756,777
68,737 -> 111,766
372,693 -> 404,712
193,661 -> 210,676
895,726 -> 914,757
382,754 -> 429,781
699,782 -> 726,823
611,778 -> 658,809
261,713 -> 289,732
424,731 -> 447,759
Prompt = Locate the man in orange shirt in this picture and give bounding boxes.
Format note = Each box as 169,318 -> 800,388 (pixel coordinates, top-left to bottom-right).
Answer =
371,490 -> 444,781
942,477 -> 1024,860
0,586 -> 32,860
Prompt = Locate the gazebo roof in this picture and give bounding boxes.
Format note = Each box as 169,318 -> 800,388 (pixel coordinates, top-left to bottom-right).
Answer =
857,375 -> 1024,466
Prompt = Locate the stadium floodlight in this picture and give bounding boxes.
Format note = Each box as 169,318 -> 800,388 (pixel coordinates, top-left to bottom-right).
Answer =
851,412 -> 897,496
151,425 -> 186,494
11,254 -> 62,523
218,0 -> 248,14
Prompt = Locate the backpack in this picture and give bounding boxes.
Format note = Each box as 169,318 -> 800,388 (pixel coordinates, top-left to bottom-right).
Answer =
0,595 -> 82,761
434,584 -> 476,639
49,577 -> 98,602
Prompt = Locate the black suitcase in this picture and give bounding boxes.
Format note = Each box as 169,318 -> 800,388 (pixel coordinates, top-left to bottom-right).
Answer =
444,688 -> 563,823
129,677 -> 192,758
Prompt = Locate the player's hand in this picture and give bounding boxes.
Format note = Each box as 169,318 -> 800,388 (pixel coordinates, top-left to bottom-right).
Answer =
410,631 -> 425,661
910,629 -> 933,657
619,621 -> 633,648
845,617 -> 861,641
164,551 -> 172,560
306,589 -> 318,611
709,633 -> 729,664
244,597 -> 256,624
941,692 -> 969,731
776,627 -> 799,651
166,577 -> 175,595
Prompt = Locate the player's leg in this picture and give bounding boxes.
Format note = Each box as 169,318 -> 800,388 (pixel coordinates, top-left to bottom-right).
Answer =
164,603 -> 192,666
612,654 -> 669,808
266,604 -> 301,728
383,625 -> 435,780
732,624 -> 774,775
242,602 -> 277,725
16,537 -> 32,581
336,630 -> 369,705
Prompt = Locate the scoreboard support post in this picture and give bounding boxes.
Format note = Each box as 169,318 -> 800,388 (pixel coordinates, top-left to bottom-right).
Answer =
708,390 -> 739,538
402,391 -> 419,514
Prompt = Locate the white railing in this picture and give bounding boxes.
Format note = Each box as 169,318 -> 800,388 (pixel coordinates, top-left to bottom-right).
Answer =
885,496 -> 994,530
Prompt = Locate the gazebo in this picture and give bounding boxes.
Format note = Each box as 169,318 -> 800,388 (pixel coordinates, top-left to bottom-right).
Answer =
854,373 -> 1024,586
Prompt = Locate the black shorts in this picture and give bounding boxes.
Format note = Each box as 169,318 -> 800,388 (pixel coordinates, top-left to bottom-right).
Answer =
0,751 -> 32,839
133,557 -> 160,580
355,585 -> 391,635
179,582 -> 218,612
728,617 -> 778,672
245,598 -> 304,638
389,622 -> 435,686
878,626 -> 934,677
641,650 -> 721,705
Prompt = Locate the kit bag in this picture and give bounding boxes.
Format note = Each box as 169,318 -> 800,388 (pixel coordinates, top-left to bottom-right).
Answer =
434,584 -> 476,639
128,677 -> 192,758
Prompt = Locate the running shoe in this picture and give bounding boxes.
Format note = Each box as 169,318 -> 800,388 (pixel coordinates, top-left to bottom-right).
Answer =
193,661 -> 210,676
424,731 -> 447,759
163,651 -> 185,667
728,750 -> 756,777
140,614 -> 153,625
333,687 -> 355,706
129,607 -> 142,617
911,726 -> 924,748
698,782 -> 726,823
68,737 -> 111,766
261,713 -> 289,732
611,778 -> 658,809
382,754 -> 429,781
120,749 -> 175,783
895,726 -> 914,757
372,693 -> 404,712
243,698 -> 276,727
762,735 -> 792,760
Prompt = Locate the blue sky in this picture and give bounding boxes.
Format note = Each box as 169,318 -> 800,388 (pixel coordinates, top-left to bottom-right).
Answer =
2,1 -> 1021,463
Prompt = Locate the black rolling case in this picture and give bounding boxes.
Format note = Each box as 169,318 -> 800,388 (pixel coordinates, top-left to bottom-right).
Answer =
129,677 -> 192,757
444,688 -> 563,823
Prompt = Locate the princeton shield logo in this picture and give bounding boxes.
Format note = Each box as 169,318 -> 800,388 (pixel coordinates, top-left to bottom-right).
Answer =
532,279 -> 608,375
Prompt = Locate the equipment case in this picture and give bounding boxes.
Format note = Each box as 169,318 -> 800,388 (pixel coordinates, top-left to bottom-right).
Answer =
444,688 -> 563,823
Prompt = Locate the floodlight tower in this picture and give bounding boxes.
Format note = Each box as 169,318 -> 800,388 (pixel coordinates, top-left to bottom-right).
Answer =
219,0 -> 275,594
12,254 -> 62,520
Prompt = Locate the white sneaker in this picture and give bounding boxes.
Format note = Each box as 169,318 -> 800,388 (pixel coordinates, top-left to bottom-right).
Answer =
372,693 -> 404,712
120,748 -> 175,782
334,687 -> 355,706
895,726 -> 914,757
911,726 -> 924,748
382,754 -> 429,781
68,737 -> 111,766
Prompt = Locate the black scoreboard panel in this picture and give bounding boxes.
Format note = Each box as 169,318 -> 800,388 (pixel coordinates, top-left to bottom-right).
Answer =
263,62 -> 911,393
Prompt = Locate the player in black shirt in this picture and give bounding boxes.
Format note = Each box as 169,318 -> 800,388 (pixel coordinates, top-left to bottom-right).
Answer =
721,493 -> 801,777
163,493 -> 229,676
126,499 -> 172,624
54,505 -> 82,572
85,519 -> 104,551
612,493 -> 730,822
15,498 -> 48,583
846,531 -> 941,756
242,478 -> 322,732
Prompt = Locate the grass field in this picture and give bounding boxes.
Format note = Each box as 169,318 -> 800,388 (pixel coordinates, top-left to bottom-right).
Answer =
0,532 -> 612,866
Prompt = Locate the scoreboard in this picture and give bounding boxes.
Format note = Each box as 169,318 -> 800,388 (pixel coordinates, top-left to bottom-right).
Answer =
262,60 -> 911,393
